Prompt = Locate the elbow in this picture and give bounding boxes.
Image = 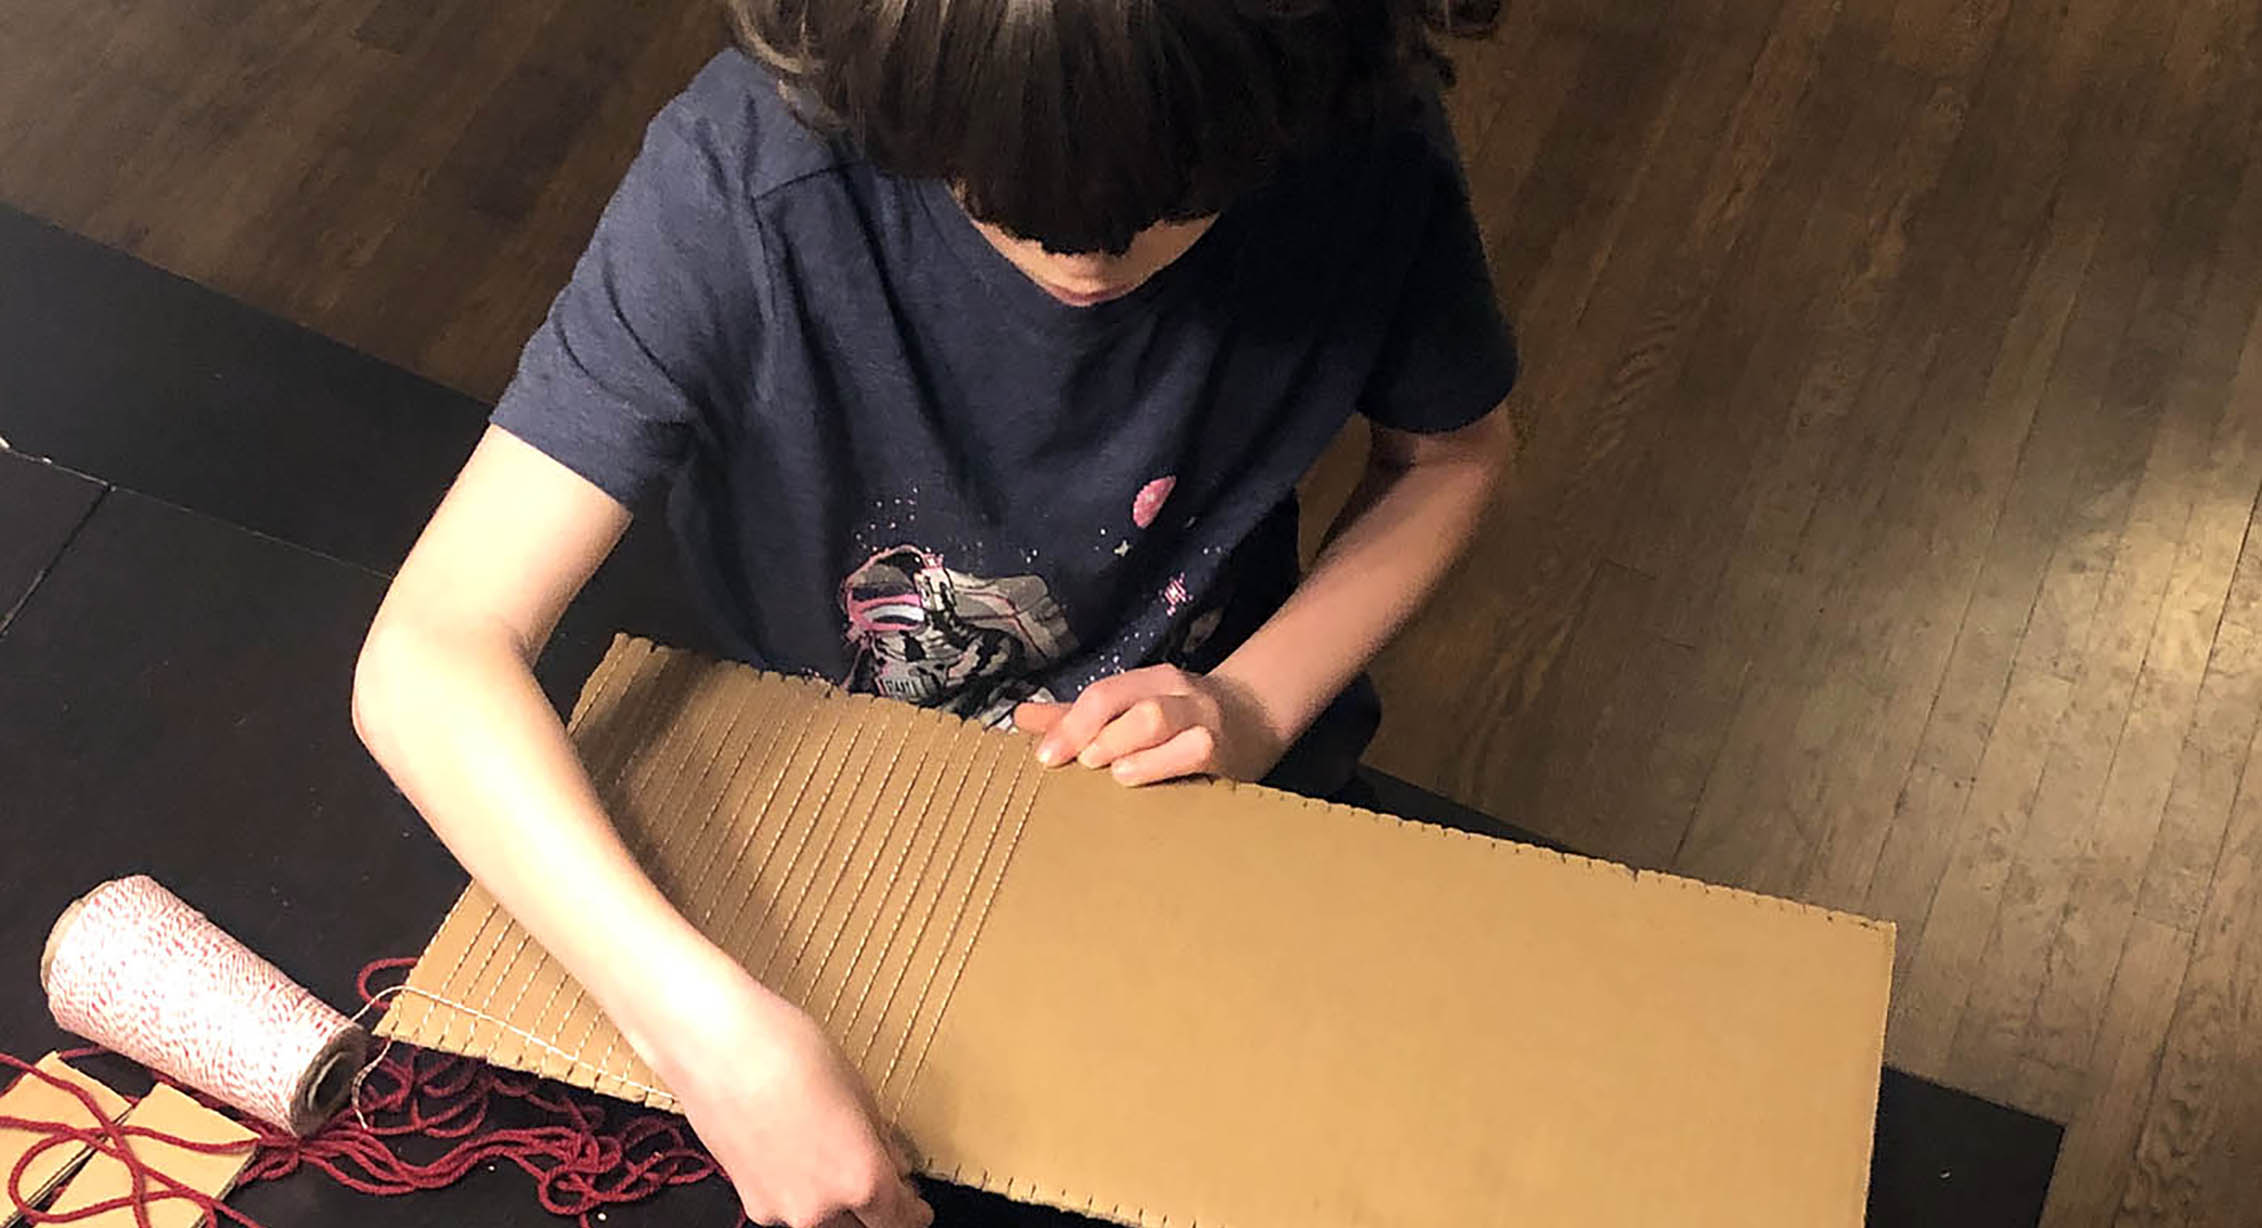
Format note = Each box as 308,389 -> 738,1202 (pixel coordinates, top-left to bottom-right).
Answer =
1373,400 -> 1519,484
353,608 -> 441,766
1432,410 -> 1514,496
1469,402 -> 1519,478
351,619 -> 404,763
351,601 -> 527,764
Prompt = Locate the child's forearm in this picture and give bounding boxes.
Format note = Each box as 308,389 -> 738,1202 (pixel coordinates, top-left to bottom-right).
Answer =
351,611 -> 756,1056
1213,405 -> 1516,750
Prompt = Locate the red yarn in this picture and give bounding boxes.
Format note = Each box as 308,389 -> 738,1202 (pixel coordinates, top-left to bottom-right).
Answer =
1,1047 -> 265,1228
4,957 -> 737,1228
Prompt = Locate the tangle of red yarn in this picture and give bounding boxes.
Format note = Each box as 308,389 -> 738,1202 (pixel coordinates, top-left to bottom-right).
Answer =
4,957 -> 734,1228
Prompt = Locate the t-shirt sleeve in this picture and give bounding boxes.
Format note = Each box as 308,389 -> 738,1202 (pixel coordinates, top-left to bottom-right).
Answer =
1358,110 -> 1520,435
490,105 -> 759,507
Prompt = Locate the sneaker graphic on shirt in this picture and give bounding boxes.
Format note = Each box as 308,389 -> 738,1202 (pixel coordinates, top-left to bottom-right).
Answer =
838,544 -> 1075,725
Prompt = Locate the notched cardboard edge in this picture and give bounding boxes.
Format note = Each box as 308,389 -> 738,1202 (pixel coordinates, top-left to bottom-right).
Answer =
594,636 -> 1897,941
1206,774 -> 1900,938
932,1162 -> 1182,1228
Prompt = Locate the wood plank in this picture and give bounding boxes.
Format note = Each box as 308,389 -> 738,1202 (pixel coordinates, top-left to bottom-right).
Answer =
1944,416 -> 2175,1106
1550,626 -> 1702,869
1878,0 -> 2196,1082
2033,918 -> 2193,1227
1788,0 -> 2113,911
1519,560 -> 1653,856
153,1 -> 517,303
2023,133 -> 2262,1076
1945,0 -> 2262,1103
1673,58 -> 1983,898
2213,852 -> 2262,1227
1567,17 -> 1930,868
70,2 -> 380,268
2136,604 -> 2262,930
2115,663 -> 2262,1223
1853,0 -> 2140,786
1581,8 -> 1899,870
1890,660 -> 2074,1070
1478,11 -> 1674,336
1643,0 -> 2105,915
0,0 -> 245,218
1674,0 -> 2121,898
411,0 -> 724,390
2222,474 -> 2262,627
316,0 -> 697,390
353,0 -> 454,55
2133,233 -> 2262,932
1857,213 -> 2105,939
1456,19 -> 1586,286
1372,0 -> 1827,805
1800,199 -> 2099,913
1884,0 -> 2015,74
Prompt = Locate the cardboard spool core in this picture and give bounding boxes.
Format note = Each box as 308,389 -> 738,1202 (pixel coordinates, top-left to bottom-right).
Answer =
287,1030 -> 367,1135
37,894 -> 85,993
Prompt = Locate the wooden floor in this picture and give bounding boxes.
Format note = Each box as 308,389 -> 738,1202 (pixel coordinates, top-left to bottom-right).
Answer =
6,0 -> 2262,1222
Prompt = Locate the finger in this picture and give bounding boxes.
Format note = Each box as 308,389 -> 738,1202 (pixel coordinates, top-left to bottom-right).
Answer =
1037,667 -> 1187,765
1039,673 -> 1158,766
1108,725 -> 1220,786
736,1189 -> 781,1227
853,1176 -> 934,1228
879,1121 -> 924,1175
801,1201 -> 872,1228
1012,701 -> 1066,735
1077,694 -> 1205,769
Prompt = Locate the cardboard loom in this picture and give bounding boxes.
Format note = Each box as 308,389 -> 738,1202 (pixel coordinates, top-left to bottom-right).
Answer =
377,635 -> 1893,1228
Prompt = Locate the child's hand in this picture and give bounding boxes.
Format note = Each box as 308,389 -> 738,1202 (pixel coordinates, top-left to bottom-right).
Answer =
635,954 -> 932,1228
1014,665 -> 1287,785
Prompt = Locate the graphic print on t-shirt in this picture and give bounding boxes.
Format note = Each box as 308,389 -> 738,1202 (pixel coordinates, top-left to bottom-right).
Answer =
838,545 -> 1075,725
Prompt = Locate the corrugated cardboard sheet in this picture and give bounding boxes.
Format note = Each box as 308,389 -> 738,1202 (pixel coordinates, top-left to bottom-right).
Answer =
378,635 -> 1893,1227
0,1054 -> 133,1225
39,1083 -> 257,1228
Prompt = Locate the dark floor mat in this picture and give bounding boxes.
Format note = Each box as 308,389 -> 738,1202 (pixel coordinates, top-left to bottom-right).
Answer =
0,448 -> 102,626
0,204 -> 481,575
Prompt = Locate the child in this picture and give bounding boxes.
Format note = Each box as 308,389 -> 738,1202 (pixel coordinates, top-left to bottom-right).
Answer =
352,1 -> 1517,1224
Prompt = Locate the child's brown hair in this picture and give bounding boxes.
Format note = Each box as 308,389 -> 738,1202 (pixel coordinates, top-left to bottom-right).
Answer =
730,0 -> 1446,255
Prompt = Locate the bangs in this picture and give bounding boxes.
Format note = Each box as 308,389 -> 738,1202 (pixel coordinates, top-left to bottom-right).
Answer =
733,0 -> 1440,254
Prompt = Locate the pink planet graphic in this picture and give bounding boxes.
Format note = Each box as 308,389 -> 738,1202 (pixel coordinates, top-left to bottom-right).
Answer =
1132,476 -> 1176,528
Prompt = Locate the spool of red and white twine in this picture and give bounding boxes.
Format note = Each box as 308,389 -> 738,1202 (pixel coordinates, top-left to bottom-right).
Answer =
39,875 -> 369,1136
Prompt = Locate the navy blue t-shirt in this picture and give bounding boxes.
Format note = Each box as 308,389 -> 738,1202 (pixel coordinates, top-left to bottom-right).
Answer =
493,50 -> 1517,794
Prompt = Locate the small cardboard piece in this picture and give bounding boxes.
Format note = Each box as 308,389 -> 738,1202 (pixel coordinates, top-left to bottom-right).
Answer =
0,1054 -> 131,1226
380,636 -> 1894,1227
41,1083 -> 257,1228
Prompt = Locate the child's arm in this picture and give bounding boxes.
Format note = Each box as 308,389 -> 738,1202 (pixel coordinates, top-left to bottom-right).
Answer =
354,427 -> 931,1228
1018,401 -> 1515,784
